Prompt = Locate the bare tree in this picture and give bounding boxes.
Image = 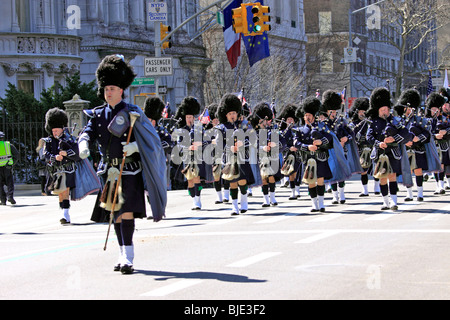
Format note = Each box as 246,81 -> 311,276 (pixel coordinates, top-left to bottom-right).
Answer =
373,0 -> 450,96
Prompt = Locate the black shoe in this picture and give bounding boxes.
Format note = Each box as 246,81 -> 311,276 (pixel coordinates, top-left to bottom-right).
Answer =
262,204 -> 270,208
215,200 -> 223,204
248,193 -> 253,197
60,218 -> 70,225
359,193 -> 369,197
440,189 -> 446,195
404,198 -> 413,202
374,192 -> 381,195
231,211 -> 239,216
223,199 -> 229,203
289,197 -> 297,200
7,198 -> 16,205
120,265 -> 134,275
114,264 -> 121,272
340,200 -> 346,204
381,206 -> 390,210
391,205 -> 398,211
310,208 -> 319,213
332,200 -> 339,205
271,202 -> 278,206
191,206 -> 201,211
417,197 -> 424,202
319,208 -> 326,212
240,209 -> 247,214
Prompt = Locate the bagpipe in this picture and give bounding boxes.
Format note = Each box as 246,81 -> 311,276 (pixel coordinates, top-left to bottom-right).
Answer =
181,126 -> 200,180
352,118 -> 373,169
221,124 -> 241,181
51,127 -> 77,195
372,113 -> 404,179
274,118 -> 297,176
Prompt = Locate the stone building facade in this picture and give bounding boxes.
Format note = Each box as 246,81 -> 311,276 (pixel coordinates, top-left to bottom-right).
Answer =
0,0 -> 212,114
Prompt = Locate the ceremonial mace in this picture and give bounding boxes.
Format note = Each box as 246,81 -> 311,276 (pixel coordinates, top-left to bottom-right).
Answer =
104,111 -> 141,251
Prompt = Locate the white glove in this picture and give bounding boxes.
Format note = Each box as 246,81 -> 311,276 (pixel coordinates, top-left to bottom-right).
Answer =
78,140 -> 90,159
122,141 -> 139,156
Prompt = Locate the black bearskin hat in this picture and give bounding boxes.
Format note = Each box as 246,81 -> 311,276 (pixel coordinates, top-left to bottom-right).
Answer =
207,103 -> 219,121
366,87 -> 391,119
45,108 -> 68,134
217,93 -> 242,124
250,102 -> 273,128
399,89 -> 421,109
96,54 -> 136,100
426,92 -> 446,113
300,96 -> 321,117
439,87 -> 450,102
322,90 -> 343,111
278,104 -> 298,122
144,96 -> 165,122
349,97 -> 369,120
175,96 -> 201,119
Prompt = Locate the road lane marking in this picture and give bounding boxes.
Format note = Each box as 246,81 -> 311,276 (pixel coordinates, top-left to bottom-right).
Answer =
309,213 -> 342,222
295,231 -> 340,244
226,252 -> 282,268
140,279 -> 204,297
255,212 -> 304,224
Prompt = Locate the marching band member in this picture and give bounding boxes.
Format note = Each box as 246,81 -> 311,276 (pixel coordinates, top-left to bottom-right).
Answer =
144,96 -> 174,158
321,90 -> 352,204
438,88 -> 450,190
366,87 -> 413,210
250,102 -> 283,207
44,108 -> 80,224
348,97 -> 379,196
78,54 -> 166,274
277,103 -> 302,200
395,89 -> 430,201
144,96 -> 174,204
215,93 -> 255,215
204,103 -> 226,204
174,97 -> 207,210
294,97 -> 333,212
427,92 -> 450,194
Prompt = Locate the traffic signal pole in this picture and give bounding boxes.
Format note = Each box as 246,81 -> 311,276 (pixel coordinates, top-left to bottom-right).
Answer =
153,0 -> 234,97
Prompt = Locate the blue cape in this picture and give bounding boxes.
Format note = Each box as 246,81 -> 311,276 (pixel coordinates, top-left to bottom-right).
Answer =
128,104 -> 167,222
71,158 -> 102,201
319,122 -> 352,184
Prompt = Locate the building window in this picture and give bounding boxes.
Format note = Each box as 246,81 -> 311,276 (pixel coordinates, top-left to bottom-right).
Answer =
319,49 -> 333,74
319,11 -> 332,35
18,80 -> 34,95
16,0 -> 31,32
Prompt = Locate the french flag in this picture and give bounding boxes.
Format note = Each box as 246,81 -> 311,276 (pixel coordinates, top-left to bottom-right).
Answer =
223,0 -> 242,69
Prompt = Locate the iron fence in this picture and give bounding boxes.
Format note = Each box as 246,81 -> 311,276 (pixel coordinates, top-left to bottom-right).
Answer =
1,117 -> 47,184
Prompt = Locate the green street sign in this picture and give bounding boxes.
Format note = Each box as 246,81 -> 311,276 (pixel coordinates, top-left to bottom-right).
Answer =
132,78 -> 155,86
217,11 -> 225,27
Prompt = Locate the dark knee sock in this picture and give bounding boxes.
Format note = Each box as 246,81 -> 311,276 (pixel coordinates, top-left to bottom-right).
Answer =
121,219 -> 135,246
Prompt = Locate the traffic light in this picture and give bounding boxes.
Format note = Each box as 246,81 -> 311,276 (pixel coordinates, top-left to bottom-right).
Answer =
232,5 -> 247,35
160,23 -> 172,50
251,3 -> 271,35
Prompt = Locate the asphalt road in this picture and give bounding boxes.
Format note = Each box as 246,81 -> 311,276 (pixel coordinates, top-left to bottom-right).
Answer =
1,177 -> 450,301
